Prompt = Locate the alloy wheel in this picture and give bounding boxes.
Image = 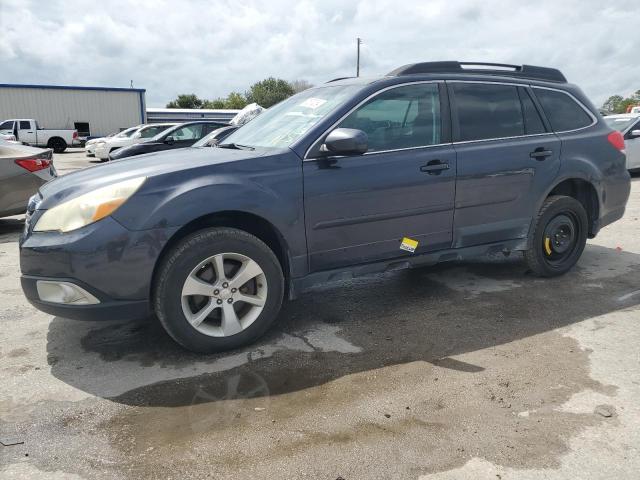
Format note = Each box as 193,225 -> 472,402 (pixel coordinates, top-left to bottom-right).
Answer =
181,252 -> 267,337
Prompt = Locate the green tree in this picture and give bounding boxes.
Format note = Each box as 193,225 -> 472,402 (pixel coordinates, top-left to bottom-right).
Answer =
601,90 -> 640,114
202,98 -> 226,109
601,95 -> 624,114
224,92 -> 248,109
246,77 -> 295,108
290,79 -> 314,93
166,94 -> 204,109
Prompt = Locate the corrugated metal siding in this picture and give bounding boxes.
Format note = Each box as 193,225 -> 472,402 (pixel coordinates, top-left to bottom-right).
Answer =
0,87 -> 144,136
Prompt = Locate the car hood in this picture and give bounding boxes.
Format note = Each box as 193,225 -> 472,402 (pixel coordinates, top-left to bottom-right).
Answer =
37,146 -> 271,209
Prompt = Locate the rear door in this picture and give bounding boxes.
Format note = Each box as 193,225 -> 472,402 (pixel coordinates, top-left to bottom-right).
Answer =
303,82 -> 457,271
449,82 -> 561,248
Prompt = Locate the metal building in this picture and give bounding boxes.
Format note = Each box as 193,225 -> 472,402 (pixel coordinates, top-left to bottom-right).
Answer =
146,107 -> 240,124
0,84 -> 146,138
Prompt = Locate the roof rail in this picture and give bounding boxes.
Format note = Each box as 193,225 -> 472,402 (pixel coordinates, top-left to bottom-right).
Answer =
326,76 -> 354,83
387,61 -> 567,83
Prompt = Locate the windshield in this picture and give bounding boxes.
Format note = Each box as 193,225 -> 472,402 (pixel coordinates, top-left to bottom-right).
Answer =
192,126 -> 236,147
604,116 -> 638,132
115,126 -> 139,138
220,84 -> 361,149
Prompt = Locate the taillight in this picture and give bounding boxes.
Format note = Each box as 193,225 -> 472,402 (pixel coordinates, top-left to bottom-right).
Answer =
607,131 -> 625,151
73,130 -> 78,139
15,157 -> 52,172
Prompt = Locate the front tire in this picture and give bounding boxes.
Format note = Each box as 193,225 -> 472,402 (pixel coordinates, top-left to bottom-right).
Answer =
524,195 -> 588,277
154,227 -> 284,353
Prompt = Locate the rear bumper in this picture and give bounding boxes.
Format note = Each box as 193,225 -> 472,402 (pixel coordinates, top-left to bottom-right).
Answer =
21,275 -> 151,321
596,205 -> 626,233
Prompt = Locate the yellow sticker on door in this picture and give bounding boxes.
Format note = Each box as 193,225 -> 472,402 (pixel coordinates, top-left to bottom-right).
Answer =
400,237 -> 419,253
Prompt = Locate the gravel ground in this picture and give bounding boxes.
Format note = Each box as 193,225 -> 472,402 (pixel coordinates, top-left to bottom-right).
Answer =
1,149 -> 639,479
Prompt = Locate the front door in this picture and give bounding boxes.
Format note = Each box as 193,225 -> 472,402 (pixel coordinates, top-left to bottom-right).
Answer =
448,82 -> 561,248
0,120 -> 15,138
303,82 -> 457,272
625,119 -> 640,170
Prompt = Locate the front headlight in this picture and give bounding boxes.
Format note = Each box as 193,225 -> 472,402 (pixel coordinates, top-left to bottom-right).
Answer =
34,177 -> 146,233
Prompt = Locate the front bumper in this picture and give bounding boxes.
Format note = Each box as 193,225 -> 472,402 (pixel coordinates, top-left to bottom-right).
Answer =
21,275 -> 151,321
20,215 -> 178,322
94,145 -> 110,159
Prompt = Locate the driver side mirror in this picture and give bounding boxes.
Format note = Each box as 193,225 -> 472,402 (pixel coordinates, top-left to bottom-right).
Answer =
628,129 -> 640,139
165,136 -> 175,145
322,128 -> 368,155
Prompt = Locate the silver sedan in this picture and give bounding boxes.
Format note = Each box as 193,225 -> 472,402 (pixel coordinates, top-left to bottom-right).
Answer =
0,139 -> 56,218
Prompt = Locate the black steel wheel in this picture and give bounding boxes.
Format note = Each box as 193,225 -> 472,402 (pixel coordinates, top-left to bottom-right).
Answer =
524,195 -> 588,277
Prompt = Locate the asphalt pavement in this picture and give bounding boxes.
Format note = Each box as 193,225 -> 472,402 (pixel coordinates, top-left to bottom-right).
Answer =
1,149 -> 639,479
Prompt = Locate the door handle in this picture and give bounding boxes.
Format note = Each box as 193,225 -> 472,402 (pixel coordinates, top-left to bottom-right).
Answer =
530,147 -> 553,160
420,160 -> 449,174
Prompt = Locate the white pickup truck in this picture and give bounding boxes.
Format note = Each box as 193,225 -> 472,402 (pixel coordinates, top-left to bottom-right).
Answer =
0,119 -> 78,153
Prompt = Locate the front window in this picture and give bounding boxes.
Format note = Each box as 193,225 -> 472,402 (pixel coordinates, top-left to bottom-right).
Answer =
140,125 -> 172,138
0,121 -> 14,130
221,85 -> 361,149
167,124 -> 205,141
337,83 -> 441,151
604,116 -> 638,132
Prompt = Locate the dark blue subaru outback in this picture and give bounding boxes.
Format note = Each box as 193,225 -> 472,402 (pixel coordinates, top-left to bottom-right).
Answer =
20,62 -> 630,352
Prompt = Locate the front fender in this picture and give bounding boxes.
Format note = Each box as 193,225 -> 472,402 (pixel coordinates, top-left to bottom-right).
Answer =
113,152 -> 306,259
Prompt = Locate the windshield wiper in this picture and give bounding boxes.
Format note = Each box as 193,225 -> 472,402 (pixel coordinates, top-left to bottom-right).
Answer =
217,143 -> 255,151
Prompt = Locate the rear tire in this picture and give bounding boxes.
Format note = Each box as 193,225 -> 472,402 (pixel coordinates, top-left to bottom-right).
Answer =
154,227 -> 284,353
48,137 -> 67,153
524,195 -> 588,277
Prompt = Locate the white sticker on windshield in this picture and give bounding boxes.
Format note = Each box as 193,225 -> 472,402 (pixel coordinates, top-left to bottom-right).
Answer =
299,98 -> 327,109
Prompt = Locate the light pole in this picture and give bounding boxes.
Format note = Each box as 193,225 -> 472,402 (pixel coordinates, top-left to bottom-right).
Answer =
356,37 -> 363,77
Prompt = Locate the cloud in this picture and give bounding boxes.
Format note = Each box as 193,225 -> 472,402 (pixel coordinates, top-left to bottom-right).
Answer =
0,0 -> 638,106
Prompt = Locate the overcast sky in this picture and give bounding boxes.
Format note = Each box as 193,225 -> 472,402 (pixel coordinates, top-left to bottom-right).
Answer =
1,0 -> 638,107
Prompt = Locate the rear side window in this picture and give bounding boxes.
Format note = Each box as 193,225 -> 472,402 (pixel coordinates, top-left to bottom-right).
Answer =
338,83 -> 441,152
518,88 -> 546,135
451,83 -> 524,141
19,121 -> 31,129
533,89 -> 593,132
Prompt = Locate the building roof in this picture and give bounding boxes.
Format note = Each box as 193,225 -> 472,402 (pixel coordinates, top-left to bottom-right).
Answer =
0,83 -> 145,93
146,107 -> 240,114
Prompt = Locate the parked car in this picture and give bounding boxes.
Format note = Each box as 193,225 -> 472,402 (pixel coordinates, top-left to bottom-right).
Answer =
604,113 -> 640,171
0,119 -> 78,153
93,123 -> 177,161
190,104 -> 264,149
1,139 -> 55,218
85,126 -> 141,157
20,61 -> 630,353
192,125 -> 239,148
109,121 -> 227,161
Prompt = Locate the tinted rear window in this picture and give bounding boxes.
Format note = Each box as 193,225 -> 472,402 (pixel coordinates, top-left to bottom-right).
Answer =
533,89 -> 593,132
451,83 -> 524,141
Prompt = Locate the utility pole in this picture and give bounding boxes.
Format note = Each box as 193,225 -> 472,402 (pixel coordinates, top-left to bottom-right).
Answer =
356,37 -> 362,77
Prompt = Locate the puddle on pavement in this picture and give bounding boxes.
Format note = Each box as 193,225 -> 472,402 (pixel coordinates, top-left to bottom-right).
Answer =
5,245 -> 638,478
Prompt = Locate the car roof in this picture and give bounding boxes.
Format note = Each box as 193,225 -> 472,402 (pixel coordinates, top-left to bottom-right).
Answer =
326,61 -> 573,90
